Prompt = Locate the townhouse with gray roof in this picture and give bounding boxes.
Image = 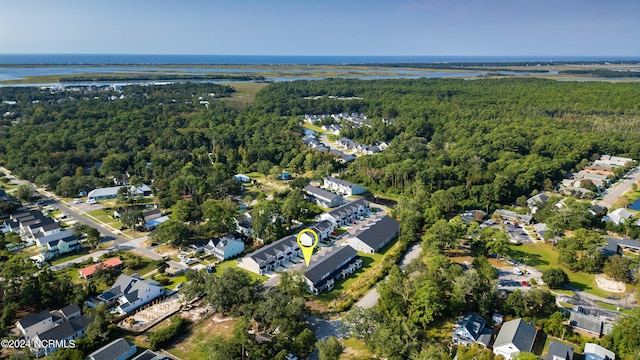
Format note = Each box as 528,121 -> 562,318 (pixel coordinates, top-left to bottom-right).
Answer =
304,245 -> 362,294
323,177 -> 365,196
347,215 -> 399,253
303,185 -> 344,208
320,198 -> 370,227
237,234 -> 301,275
237,222 -> 335,275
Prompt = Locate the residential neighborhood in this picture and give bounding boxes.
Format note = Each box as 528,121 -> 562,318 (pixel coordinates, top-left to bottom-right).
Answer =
1,75 -> 640,360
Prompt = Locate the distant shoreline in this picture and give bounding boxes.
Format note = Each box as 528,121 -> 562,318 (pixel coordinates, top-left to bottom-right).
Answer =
0,54 -> 638,66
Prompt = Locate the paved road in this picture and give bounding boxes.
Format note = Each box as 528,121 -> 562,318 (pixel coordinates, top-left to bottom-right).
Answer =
599,167 -> 640,208
1,167 -> 187,273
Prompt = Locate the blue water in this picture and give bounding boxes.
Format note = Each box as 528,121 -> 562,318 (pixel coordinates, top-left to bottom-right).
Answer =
1,54 -> 638,65
629,199 -> 640,211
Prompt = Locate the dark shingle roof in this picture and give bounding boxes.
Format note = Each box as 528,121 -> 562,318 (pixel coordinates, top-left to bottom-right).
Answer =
59,304 -> 81,319
569,311 -> 603,335
39,230 -> 76,246
132,350 -> 160,360
352,216 -> 399,251
617,238 -> 640,250
17,310 -> 52,329
457,314 -> 486,340
36,316 -> 91,341
328,198 -> 369,218
305,246 -> 357,285
142,209 -> 162,222
249,235 -> 297,263
494,318 -> 537,352
545,341 -> 574,360
304,185 -> 341,202
88,338 -> 135,360
313,220 -> 334,232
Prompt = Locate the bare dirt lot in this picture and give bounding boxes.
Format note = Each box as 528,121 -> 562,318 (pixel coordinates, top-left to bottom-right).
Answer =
595,275 -> 626,293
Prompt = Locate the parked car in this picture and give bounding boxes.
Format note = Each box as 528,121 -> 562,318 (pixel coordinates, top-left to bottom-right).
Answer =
521,280 -> 531,287
72,199 -> 82,204
513,267 -> 524,276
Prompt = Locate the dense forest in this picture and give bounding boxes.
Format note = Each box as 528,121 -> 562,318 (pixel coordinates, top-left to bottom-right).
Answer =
2,78 -> 640,219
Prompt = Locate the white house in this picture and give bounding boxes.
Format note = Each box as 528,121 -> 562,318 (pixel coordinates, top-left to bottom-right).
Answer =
35,230 -> 80,258
204,233 -> 245,260
87,338 -> 137,360
347,215 -> 399,253
97,274 -> 165,315
452,314 -> 492,348
584,343 -> 615,360
604,208 -> 633,225
492,318 -> 538,360
323,177 -> 366,196
15,304 -> 90,357
87,184 -> 152,201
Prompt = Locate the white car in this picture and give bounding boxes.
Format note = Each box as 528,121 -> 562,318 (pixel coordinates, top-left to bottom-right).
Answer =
513,267 -> 524,276
72,199 -> 83,204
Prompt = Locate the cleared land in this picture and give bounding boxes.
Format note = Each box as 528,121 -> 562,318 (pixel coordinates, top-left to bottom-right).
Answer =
506,242 -> 634,299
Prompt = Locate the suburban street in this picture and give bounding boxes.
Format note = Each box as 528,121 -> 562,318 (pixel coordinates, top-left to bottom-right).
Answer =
1,166 -> 187,273
599,166 -> 640,208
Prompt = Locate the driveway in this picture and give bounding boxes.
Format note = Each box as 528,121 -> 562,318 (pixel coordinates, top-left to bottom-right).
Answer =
599,167 -> 640,208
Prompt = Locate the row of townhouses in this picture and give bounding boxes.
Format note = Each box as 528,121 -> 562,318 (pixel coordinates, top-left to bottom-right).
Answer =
1,210 -> 79,259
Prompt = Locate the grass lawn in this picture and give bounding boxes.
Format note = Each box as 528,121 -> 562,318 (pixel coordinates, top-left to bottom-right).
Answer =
123,261 -> 157,278
506,242 -> 622,298
54,266 -> 82,284
86,209 -> 124,229
167,317 -> 237,359
302,122 -> 327,134
341,337 -> 373,359
51,250 -> 90,265
213,259 -> 268,282
595,301 -> 630,312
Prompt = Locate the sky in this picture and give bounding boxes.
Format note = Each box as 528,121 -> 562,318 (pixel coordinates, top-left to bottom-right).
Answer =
1,0 -> 638,56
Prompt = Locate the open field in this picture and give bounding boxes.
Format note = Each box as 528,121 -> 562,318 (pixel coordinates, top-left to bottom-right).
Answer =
506,242 -> 633,299
221,82 -> 269,109
167,316 -> 237,360
87,208 -> 124,229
